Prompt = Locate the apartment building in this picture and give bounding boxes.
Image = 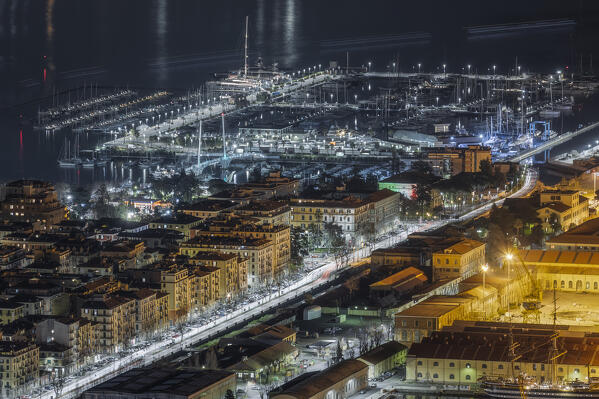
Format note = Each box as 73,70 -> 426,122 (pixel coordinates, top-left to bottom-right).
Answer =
35,317 -> 98,365
432,239 -> 486,281
180,236 -> 274,288
289,197 -> 370,239
189,252 -> 248,297
0,341 -> 39,391
366,189 -> 401,234
230,200 -> 291,225
0,180 -> 67,230
115,289 -> 169,335
537,189 -> 589,232
178,199 -> 238,220
425,145 -> 491,177
191,266 -> 220,308
0,299 -> 24,325
190,216 -> 290,275
80,294 -> 136,352
148,214 -> 202,239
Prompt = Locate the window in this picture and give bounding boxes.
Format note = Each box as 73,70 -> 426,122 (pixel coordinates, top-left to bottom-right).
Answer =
533,364 -> 537,371
449,374 -> 455,380
465,375 -> 471,380
498,365 -> 504,370
568,281 -> 573,289
561,281 -> 565,289
427,320 -> 432,327
575,369 -> 580,374
449,362 -> 455,367
515,366 -> 520,370
417,361 -> 422,366
417,372 -> 422,378
592,369 -> 597,374
433,373 -> 438,379
595,282 -> 598,290
587,282 -> 591,290
558,368 -> 564,373
433,362 -> 439,367
482,364 -> 487,369
465,363 -> 471,368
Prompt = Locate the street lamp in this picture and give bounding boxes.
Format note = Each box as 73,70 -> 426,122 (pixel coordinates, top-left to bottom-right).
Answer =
417,63 -> 421,73
467,64 -> 471,74
443,64 -> 446,75
481,264 -> 489,320
493,65 -> 496,75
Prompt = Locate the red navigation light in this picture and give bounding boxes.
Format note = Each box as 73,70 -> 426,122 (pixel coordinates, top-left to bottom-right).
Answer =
43,68 -> 47,81
565,66 -> 569,70
221,112 -> 224,116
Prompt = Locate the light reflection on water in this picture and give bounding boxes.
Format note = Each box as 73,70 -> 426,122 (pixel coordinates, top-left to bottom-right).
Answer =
0,0 -> 596,185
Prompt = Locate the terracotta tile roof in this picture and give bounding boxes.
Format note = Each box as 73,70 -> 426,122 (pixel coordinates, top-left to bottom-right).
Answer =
519,249 -> 599,267
273,360 -> 368,399
436,239 -> 484,255
369,267 -> 427,289
408,329 -> 599,366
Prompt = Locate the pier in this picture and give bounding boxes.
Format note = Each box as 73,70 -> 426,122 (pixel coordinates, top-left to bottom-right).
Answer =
508,121 -> 599,163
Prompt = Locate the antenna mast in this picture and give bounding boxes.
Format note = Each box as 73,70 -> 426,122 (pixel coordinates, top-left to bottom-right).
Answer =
244,16 -> 249,77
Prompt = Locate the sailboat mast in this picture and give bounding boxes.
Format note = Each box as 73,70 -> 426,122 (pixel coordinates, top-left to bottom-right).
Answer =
221,113 -> 226,160
244,16 -> 249,77
550,286 -> 558,386
197,120 -> 202,171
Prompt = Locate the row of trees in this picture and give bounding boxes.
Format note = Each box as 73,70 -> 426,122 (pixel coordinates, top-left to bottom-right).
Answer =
485,200 -> 558,265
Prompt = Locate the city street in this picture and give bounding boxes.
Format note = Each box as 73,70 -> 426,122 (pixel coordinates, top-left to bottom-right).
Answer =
36,169 -> 537,399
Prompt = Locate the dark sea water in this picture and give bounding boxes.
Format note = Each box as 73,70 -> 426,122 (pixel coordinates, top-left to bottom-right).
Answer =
1,0 -> 598,185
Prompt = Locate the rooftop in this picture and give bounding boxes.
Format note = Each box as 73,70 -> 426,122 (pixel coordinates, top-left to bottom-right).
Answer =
86,367 -> 234,397
235,200 -> 289,212
290,197 -> 368,209
395,302 -> 460,318
380,171 -> 440,185
151,214 -> 201,225
547,218 -> 599,245
179,199 -> 237,212
369,267 -> 427,288
519,249 -> 599,266
539,202 -> 570,213
408,328 -> 599,366
182,236 -> 271,248
272,360 -> 368,399
367,189 -> 400,203
359,341 -> 407,364
435,238 -> 485,255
